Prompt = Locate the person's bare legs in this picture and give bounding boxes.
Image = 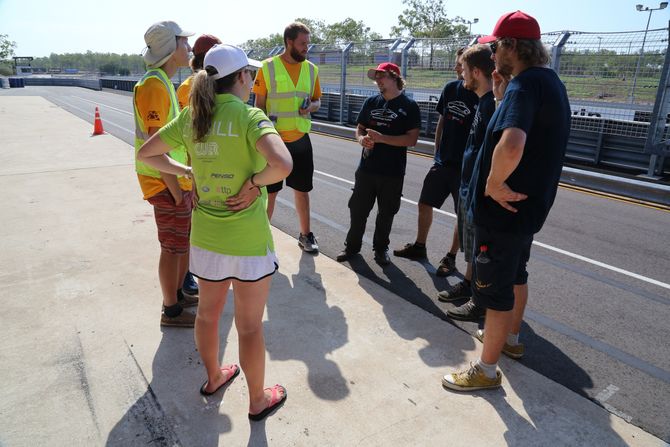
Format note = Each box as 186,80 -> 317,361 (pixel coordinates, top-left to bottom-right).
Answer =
267,192 -> 278,220
415,202 -> 433,245
178,251 -> 189,291
294,190 -> 311,235
480,309 -> 514,365
464,261 -> 473,281
195,279 -> 232,392
510,284 -> 528,335
158,251 -> 184,307
233,277 -> 284,414
448,225 -> 460,255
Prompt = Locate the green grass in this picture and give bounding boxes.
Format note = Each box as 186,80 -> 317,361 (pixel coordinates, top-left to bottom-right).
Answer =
313,63 -> 661,105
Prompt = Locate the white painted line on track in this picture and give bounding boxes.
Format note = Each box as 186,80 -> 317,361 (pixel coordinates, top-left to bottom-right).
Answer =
72,95 -> 134,116
594,385 -> 633,423
51,97 -> 135,135
314,169 -> 670,291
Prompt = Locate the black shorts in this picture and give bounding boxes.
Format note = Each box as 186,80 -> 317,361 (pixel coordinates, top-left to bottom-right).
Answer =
418,164 -> 460,210
471,225 -> 533,312
267,133 -> 314,193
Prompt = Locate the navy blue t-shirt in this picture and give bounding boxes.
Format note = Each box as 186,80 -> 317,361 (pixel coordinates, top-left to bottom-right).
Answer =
460,91 -> 495,199
356,93 -> 422,177
435,80 -> 479,168
471,67 -> 571,234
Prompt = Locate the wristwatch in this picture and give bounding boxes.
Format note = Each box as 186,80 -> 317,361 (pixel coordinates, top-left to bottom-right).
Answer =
184,166 -> 193,179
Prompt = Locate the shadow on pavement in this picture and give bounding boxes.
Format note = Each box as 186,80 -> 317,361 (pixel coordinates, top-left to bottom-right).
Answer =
106,308 -> 235,446
480,326 -> 627,446
348,257 -> 473,368
265,253 -> 350,401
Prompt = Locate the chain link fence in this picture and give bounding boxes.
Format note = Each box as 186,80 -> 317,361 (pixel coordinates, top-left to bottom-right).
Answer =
241,26 -> 669,175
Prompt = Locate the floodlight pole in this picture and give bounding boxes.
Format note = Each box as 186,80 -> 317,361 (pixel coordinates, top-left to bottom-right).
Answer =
630,2 -> 668,103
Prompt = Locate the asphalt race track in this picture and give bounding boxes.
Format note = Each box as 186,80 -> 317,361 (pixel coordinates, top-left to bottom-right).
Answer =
4,86 -> 669,441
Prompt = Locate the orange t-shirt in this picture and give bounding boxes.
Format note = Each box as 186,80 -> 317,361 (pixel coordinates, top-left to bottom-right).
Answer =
176,75 -> 193,110
135,77 -> 192,199
252,58 -> 322,143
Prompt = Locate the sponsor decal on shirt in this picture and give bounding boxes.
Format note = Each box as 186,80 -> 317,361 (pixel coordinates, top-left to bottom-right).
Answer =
195,142 -> 219,157
370,108 -> 398,122
257,120 -> 274,129
147,110 -> 160,121
446,101 -> 471,123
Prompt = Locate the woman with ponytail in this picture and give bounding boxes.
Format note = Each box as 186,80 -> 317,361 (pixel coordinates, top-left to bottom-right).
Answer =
138,44 -> 292,421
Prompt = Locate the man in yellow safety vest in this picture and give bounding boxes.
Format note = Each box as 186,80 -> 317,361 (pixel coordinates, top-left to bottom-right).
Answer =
252,22 -> 322,253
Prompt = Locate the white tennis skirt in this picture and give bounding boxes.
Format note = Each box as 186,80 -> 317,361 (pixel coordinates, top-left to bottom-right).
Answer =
190,245 -> 278,282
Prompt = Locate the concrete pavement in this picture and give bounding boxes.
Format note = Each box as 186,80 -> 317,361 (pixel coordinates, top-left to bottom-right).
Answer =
0,95 -> 665,446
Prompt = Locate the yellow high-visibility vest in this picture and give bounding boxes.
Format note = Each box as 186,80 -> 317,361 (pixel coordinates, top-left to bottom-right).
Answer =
133,67 -> 187,178
262,56 -> 318,134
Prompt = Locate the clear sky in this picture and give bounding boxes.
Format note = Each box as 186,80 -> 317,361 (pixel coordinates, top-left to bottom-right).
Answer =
1,0 -> 668,57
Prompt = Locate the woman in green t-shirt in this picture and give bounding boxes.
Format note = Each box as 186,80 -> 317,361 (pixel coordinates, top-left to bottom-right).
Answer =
138,44 -> 292,421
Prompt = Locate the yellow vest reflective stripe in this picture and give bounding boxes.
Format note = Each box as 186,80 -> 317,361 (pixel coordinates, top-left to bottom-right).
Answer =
262,56 -> 318,133
133,68 -> 187,178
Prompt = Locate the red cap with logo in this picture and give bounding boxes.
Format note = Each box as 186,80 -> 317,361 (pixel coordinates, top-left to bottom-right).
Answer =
193,34 -> 222,56
478,11 -> 541,44
367,62 -> 401,80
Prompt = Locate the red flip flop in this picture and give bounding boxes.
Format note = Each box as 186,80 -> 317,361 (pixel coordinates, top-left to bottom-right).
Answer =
248,384 -> 287,421
199,364 -> 240,396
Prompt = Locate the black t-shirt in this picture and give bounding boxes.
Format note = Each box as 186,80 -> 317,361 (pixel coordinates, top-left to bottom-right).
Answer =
472,67 -> 571,234
460,91 -> 495,198
435,80 -> 479,168
356,93 -> 422,177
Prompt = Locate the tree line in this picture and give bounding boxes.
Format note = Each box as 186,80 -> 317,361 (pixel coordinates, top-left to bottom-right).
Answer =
1,0 -> 667,78
1,0 -> 470,75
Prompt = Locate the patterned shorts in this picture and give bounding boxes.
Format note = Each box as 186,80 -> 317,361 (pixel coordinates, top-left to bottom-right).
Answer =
146,189 -> 193,255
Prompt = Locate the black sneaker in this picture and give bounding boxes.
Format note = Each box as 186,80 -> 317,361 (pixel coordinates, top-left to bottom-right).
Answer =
182,271 -> 199,295
436,253 -> 457,276
298,232 -> 319,253
374,249 -> 391,266
437,280 -> 471,302
393,243 -> 427,260
447,299 -> 486,321
336,249 -> 357,262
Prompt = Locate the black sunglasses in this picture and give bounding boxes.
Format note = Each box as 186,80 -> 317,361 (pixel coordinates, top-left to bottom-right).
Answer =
489,40 -> 499,54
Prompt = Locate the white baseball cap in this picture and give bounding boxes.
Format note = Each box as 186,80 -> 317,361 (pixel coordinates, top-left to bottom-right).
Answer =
203,44 -> 262,80
143,21 -> 194,69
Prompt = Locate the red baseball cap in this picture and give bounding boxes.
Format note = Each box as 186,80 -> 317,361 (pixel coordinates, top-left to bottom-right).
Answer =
193,34 -> 222,56
478,11 -> 541,44
367,62 -> 401,80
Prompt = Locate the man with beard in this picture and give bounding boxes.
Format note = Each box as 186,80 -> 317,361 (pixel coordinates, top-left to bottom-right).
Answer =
393,48 -> 478,277
253,22 -> 322,253
437,44 -> 497,324
335,63 -> 421,265
442,11 -> 570,391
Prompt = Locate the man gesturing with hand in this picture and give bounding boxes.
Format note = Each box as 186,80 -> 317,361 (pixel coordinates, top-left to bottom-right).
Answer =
336,62 -> 421,266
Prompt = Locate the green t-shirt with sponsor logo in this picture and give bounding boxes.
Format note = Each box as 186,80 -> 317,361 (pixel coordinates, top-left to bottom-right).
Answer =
159,93 -> 278,256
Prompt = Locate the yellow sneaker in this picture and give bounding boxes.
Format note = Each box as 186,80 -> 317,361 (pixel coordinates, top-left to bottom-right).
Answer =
442,362 -> 502,391
474,329 -> 524,359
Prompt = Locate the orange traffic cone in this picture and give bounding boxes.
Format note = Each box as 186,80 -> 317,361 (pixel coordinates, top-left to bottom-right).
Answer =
92,106 -> 105,135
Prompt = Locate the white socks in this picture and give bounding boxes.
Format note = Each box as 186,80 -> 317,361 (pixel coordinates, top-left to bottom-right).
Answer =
476,358 -> 498,379
506,332 -> 520,346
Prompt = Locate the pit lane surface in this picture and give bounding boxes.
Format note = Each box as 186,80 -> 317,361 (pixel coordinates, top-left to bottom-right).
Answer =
5,86 -> 668,441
